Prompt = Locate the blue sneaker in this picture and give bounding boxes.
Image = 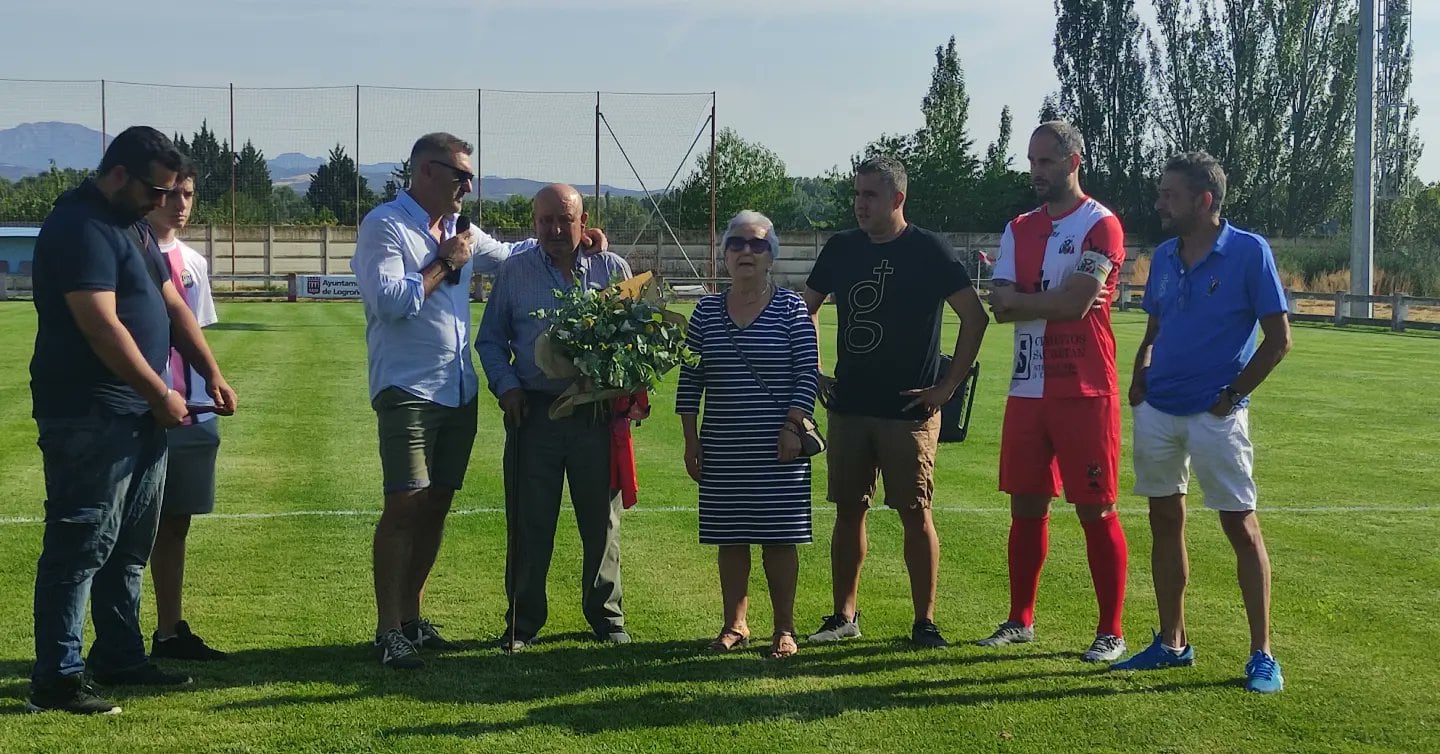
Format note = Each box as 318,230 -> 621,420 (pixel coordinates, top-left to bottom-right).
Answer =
1109,631 -> 1195,671
1244,650 -> 1284,693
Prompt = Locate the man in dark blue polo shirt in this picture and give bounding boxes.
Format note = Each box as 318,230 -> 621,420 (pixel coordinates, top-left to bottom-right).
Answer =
27,126 -> 238,715
1109,152 -> 1292,694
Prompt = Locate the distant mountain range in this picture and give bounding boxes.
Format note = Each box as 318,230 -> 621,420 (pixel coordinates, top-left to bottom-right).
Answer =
0,122 -> 647,200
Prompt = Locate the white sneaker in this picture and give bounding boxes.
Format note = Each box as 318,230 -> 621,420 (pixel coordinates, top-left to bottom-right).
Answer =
1082,634 -> 1127,663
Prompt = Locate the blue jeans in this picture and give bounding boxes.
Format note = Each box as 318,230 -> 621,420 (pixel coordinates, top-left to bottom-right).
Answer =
32,409 -> 167,687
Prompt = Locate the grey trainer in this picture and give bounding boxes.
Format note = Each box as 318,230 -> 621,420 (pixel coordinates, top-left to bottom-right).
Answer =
1081,634 -> 1127,663
808,611 -> 861,642
976,621 -> 1035,647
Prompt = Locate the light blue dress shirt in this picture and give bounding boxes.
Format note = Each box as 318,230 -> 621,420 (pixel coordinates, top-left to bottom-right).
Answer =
476,247 -> 632,398
351,190 -> 536,406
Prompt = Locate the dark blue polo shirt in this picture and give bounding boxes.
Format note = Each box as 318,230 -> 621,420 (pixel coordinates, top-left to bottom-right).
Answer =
1142,221 -> 1288,416
30,181 -> 172,418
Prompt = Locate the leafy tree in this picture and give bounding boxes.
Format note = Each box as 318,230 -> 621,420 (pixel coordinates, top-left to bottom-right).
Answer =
1051,0 -> 1154,230
172,121 -> 233,204
382,160 -> 412,203
306,145 -> 376,225
668,127 -> 789,229
235,140 -> 271,202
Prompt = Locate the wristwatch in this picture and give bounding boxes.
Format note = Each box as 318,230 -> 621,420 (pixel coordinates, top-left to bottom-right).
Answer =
1221,386 -> 1244,408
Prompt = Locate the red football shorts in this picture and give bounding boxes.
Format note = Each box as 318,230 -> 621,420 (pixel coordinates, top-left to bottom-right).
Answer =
1000,395 -> 1120,505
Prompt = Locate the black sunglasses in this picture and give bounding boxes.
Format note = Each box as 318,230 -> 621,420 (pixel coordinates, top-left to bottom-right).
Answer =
723,236 -> 771,254
128,172 -> 175,199
428,160 -> 475,183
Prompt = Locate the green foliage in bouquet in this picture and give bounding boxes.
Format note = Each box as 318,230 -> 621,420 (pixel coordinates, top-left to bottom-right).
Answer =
531,283 -> 697,393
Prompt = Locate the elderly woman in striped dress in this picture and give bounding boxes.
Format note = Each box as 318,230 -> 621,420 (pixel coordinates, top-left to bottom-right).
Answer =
676,210 -> 819,659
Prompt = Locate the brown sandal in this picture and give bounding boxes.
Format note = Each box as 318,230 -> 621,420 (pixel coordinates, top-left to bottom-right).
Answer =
766,631 -> 798,659
708,628 -> 750,652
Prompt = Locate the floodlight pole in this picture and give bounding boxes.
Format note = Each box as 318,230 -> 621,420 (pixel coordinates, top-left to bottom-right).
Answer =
709,93 -> 717,291
1350,0 -> 1377,318
595,92 -> 602,226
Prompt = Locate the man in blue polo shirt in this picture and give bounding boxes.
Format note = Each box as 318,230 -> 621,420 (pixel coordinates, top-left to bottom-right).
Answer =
28,126 -> 238,715
1110,152 -> 1292,693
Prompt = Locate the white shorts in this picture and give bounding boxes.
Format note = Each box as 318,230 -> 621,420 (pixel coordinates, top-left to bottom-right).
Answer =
1131,401 -> 1257,512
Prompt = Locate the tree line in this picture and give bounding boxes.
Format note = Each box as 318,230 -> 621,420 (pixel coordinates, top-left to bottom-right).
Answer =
1,0 -> 1432,261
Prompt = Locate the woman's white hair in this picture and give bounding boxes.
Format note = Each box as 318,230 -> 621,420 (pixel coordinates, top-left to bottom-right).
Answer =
722,209 -> 780,258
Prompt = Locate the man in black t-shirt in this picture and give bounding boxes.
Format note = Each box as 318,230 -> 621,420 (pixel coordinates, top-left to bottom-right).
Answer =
27,126 -> 238,716
802,156 -> 989,648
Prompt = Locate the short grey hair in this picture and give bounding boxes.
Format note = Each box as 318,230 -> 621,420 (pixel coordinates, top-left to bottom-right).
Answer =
855,155 -> 908,195
722,209 -> 780,258
1165,151 -> 1227,212
409,132 -> 473,164
1034,120 -> 1085,158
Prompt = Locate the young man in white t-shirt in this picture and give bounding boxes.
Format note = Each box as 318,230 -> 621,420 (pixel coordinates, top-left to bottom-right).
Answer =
145,169 -> 227,661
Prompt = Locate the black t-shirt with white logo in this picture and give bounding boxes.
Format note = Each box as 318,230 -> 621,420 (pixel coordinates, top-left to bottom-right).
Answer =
30,182 -> 171,418
806,225 -> 973,420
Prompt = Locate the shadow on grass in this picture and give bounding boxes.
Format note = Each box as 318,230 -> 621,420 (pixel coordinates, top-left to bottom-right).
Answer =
108,636 -> 1226,733
0,660 -> 31,714
388,674 -> 1241,738
0,637 -> 1239,726
199,638 -> 1087,710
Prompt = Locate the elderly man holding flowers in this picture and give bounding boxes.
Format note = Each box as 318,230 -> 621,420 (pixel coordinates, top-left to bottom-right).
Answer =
476,184 -> 633,652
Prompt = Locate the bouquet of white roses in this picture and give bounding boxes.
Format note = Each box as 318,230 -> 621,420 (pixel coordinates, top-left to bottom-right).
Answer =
530,271 -> 695,419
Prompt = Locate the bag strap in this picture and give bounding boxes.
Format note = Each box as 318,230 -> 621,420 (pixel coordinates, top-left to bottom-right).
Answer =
720,292 -> 784,408
128,222 -> 168,289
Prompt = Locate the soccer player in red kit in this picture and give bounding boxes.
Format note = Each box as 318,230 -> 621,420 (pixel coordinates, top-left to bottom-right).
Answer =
978,121 -> 1129,662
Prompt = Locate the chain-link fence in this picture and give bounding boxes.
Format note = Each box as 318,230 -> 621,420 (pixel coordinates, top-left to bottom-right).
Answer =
0,79 -> 718,282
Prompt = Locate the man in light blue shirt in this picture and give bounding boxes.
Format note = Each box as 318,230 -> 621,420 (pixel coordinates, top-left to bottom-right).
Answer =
477,183 -> 632,652
352,133 -> 605,670
1110,152 -> 1292,694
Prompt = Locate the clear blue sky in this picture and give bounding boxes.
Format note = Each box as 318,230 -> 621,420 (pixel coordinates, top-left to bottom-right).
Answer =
3,0 -> 1436,186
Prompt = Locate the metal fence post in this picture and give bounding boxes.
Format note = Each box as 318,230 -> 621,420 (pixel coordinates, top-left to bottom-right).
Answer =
1392,293 -> 1408,332
1333,291 -> 1347,325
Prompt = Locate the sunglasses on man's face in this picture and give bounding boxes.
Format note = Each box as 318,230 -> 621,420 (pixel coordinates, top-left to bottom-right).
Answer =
428,160 -> 475,184
129,173 -> 175,199
723,236 -> 771,254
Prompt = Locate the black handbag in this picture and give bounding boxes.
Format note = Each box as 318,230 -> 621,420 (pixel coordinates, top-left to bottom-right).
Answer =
814,356 -> 978,443
721,313 -> 826,457
936,356 -> 981,443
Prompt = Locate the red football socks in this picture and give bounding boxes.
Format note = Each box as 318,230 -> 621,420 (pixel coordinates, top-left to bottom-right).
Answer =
1007,515 -> 1050,627
1081,513 -> 1128,637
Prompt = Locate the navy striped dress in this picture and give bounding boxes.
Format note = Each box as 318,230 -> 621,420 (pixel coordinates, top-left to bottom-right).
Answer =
675,289 -> 820,545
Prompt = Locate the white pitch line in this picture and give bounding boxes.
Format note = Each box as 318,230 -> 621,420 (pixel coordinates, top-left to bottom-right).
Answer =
0,505 -> 1436,526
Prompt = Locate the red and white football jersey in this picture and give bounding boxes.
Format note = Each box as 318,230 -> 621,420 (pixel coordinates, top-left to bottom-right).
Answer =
992,197 -> 1125,399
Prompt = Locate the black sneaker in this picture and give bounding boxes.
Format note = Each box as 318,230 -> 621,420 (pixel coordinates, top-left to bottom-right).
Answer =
376,628 -> 424,670
26,676 -> 121,715
93,662 -> 193,687
402,618 -> 460,652
152,621 -> 228,661
911,620 -> 951,649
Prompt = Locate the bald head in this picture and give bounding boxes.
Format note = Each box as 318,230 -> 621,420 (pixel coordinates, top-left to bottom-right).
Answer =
533,183 -> 589,260
534,183 -> 583,211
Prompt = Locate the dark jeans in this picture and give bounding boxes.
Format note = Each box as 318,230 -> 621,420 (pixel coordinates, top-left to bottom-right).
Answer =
32,409 -> 167,688
503,393 -> 623,637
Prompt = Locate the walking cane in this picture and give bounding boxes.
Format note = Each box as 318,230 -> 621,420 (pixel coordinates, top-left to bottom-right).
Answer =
504,410 -> 523,655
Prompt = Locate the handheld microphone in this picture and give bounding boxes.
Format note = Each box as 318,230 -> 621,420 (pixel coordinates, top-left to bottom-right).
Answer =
447,215 -> 471,285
